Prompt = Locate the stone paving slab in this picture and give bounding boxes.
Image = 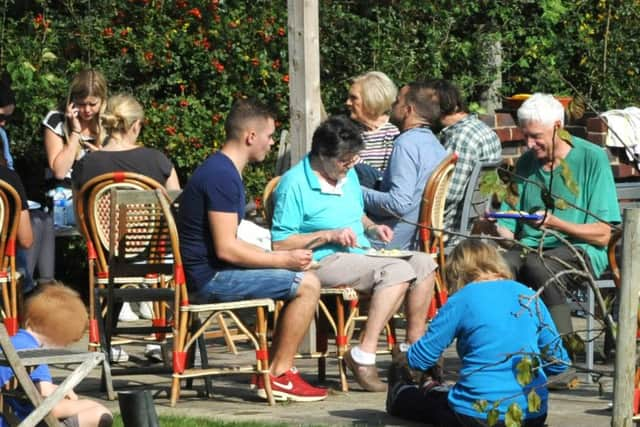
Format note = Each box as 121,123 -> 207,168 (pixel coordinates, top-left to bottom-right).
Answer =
50,332 -> 617,426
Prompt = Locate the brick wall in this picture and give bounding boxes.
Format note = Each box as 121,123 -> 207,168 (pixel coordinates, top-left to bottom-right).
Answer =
479,110 -> 640,180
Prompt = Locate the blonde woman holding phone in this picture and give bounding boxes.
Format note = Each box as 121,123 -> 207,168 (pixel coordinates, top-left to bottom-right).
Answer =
43,69 -> 107,183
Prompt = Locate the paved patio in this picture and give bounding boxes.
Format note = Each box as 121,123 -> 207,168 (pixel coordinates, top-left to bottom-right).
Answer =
50,315 -> 620,426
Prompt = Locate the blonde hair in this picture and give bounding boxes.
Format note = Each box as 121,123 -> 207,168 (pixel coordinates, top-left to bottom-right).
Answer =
444,239 -> 513,293
24,283 -> 88,347
352,71 -> 398,117
101,94 -> 144,142
64,69 -> 108,144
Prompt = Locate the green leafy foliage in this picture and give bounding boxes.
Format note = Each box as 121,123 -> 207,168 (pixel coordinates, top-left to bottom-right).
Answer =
479,169 -> 519,207
487,408 -> 500,427
527,390 -> 542,413
558,158 -> 579,197
515,357 -> 533,386
564,333 -> 586,356
505,402 -> 524,427
2,0 -> 639,199
473,399 -> 489,413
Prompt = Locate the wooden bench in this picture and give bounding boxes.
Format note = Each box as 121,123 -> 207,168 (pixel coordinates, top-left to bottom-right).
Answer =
585,181 -> 640,381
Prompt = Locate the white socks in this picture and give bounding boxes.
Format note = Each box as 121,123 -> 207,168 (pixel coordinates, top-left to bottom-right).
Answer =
350,345 -> 376,365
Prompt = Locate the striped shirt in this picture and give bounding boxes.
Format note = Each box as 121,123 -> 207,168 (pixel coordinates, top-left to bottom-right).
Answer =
358,121 -> 400,172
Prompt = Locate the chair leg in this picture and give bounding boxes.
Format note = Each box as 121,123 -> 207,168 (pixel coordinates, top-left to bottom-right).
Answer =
170,376 -> 181,407
170,312 -> 188,408
335,295 -> 349,393
256,306 -> 275,405
216,313 -> 238,354
196,333 -> 213,398
316,312 -> 328,383
101,356 -> 116,400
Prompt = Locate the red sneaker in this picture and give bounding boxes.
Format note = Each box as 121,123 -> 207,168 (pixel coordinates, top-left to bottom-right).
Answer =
256,367 -> 328,402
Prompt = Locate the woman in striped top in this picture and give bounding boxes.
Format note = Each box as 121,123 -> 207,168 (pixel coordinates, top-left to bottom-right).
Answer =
346,71 -> 400,188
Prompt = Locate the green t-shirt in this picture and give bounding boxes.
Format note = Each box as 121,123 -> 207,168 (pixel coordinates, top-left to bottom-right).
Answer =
498,136 -> 621,277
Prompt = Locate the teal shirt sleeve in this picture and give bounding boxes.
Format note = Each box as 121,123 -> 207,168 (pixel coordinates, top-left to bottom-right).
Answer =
271,174 -> 303,242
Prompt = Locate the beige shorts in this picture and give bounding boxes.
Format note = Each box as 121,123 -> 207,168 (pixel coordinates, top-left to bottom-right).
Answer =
315,251 -> 437,294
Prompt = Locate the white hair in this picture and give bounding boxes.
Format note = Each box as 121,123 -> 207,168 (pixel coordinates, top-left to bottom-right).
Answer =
517,93 -> 565,128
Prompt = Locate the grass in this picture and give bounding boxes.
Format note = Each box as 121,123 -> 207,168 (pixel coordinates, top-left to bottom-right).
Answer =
113,415 -> 285,427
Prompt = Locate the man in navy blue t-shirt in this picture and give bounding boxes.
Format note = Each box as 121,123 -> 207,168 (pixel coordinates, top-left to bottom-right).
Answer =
177,99 -> 326,402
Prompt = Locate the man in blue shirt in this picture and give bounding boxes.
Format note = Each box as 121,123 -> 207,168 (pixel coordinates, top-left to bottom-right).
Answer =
362,81 -> 448,250
177,99 -> 326,402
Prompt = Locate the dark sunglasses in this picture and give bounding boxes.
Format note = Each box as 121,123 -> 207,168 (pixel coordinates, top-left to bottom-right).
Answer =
0,113 -> 12,122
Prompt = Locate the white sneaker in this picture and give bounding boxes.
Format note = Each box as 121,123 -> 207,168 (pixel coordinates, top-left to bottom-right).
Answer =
118,302 -> 139,322
139,301 -> 154,320
144,344 -> 163,362
110,346 -> 130,363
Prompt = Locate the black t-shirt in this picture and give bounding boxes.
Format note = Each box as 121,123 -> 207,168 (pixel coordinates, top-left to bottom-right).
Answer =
71,146 -> 174,189
0,166 -> 29,210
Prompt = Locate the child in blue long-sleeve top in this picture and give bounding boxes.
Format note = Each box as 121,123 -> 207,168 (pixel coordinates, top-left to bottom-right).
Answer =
386,239 -> 570,427
0,284 -> 112,427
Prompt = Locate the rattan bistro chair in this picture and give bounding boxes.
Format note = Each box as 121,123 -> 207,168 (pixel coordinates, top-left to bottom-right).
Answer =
75,172 -> 168,351
0,180 -> 24,336
159,190 -> 275,406
417,152 -> 458,316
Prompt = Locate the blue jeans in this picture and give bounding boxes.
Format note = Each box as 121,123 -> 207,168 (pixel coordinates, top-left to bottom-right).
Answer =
189,268 -> 304,304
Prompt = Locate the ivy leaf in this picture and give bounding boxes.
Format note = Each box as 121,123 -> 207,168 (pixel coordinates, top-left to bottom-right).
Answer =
558,159 -> 579,196
505,402 -> 524,427
528,390 -> 542,412
554,199 -> 568,210
473,399 -> 489,413
487,408 -> 500,427
565,333 -> 585,356
516,357 -> 533,386
567,95 -> 586,121
479,170 -> 500,194
557,128 -> 573,144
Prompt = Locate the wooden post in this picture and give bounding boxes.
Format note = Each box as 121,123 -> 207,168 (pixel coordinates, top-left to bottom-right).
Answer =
612,208 -> 640,426
287,0 -> 322,166
479,38 -> 502,114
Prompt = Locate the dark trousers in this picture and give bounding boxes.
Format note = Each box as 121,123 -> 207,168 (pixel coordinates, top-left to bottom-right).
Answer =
17,210 -> 55,294
502,246 -> 591,307
354,163 -> 383,189
390,386 -> 546,427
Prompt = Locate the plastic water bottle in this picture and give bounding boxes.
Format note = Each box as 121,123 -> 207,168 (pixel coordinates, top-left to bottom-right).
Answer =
63,188 -> 75,226
53,187 -> 66,228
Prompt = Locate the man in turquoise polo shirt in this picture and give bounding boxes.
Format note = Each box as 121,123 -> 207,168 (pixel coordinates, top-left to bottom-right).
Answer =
272,116 -> 437,392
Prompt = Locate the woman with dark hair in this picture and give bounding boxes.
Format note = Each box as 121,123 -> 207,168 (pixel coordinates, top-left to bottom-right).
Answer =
386,239 -> 570,427
271,115 -> 437,392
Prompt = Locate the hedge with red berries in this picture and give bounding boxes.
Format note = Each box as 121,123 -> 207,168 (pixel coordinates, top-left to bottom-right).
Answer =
1,0 -> 638,198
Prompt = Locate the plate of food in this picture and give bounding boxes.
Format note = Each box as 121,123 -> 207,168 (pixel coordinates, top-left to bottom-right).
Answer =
487,211 -> 542,220
365,248 -> 413,258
